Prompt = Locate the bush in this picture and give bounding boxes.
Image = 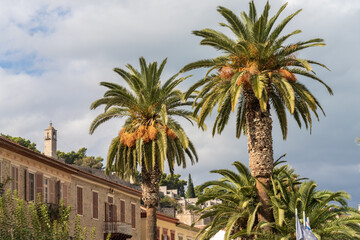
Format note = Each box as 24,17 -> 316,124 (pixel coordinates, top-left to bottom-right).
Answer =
0,190 -> 95,240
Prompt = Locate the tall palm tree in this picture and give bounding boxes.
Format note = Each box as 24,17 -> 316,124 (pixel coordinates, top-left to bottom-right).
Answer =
182,1 -> 332,223
90,57 -> 199,240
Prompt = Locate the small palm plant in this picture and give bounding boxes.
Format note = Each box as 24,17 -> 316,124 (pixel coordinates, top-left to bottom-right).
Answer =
194,158 -> 360,240
195,161 -> 259,240
267,180 -> 360,240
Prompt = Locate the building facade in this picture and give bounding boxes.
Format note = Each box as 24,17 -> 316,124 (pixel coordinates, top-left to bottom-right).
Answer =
0,124 -> 142,240
140,208 -> 200,240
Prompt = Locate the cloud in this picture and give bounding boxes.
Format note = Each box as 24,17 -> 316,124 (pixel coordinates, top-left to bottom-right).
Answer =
0,0 -> 359,207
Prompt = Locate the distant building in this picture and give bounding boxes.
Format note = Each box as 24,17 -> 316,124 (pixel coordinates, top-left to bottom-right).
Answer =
176,198 -> 221,228
0,123 -> 142,240
159,185 -> 178,199
140,207 -> 200,240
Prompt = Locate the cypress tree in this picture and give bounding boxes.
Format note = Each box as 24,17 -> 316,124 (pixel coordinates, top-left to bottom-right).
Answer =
185,174 -> 195,198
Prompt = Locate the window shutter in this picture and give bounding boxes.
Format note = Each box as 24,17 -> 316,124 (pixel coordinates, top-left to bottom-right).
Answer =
35,172 -> 43,202
120,200 -> 125,222
131,204 -> 136,228
24,169 -> 28,201
63,183 -> 68,205
105,202 -> 109,221
15,167 -> 19,191
77,187 -> 83,215
49,179 -> 55,203
93,192 -> 98,219
113,204 -> 117,222
156,227 -> 160,240
170,230 -> 175,240
56,181 -> 61,204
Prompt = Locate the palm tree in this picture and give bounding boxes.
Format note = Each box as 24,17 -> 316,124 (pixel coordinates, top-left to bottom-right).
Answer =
194,159 -> 360,239
182,1 -> 332,223
195,161 -> 259,240
90,57 -> 199,240
267,180 -> 360,239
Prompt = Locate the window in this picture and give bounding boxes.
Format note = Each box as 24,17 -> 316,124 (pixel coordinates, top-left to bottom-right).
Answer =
44,178 -> 49,203
105,196 -> 117,222
108,196 -> 113,221
11,166 -> 19,192
131,203 -> 136,228
170,230 -> 175,240
162,228 -> 168,240
76,186 -> 83,215
178,234 -> 183,240
29,173 -> 35,201
92,191 -> 98,219
120,200 -> 125,222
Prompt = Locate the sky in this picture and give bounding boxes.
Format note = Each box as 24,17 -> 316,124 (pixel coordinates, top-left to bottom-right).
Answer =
0,0 -> 359,207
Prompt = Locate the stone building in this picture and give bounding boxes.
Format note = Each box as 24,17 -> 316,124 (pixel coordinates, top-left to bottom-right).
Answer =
140,207 -> 200,240
0,124 -> 142,240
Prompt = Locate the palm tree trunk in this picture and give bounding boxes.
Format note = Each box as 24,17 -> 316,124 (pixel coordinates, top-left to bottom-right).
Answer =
142,163 -> 162,240
244,90 -> 274,226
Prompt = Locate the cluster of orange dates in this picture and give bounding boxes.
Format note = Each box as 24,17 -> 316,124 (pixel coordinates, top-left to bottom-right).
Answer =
119,124 -> 177,147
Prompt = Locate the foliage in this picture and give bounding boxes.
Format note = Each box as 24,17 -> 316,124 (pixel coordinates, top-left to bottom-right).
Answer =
0,191 -> 96,240
57,147 -> 103,169
185,204 -> 201,212
194,185 -> 203,197
74,156 -> 103,169
185,174 -> 196,198
194,159 -> 360,240
159,173 -> 187,197
160,196 -> 180,210
182,0 -> 332,140
0,176 -> 12,189
1,134 -> 40,153
57,147 -> 87,165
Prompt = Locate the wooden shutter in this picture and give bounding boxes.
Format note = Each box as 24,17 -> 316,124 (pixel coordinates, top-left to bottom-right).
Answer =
49,179 -> 55,203
92,192 -> 98,219
15,168 -> 19,191
63,183 -> 68,205
120,200 -> 125,222
131,204 -> 136,228
105,202 -> 109,221
10,166 -> 18,192
76,187 -> 83,215
156,227 -> 160,240
170,230 -> 175,240
56,181 -> 60,204
35,172 -> 43,202
113,204 -> 117,222
24,169 -> 28,201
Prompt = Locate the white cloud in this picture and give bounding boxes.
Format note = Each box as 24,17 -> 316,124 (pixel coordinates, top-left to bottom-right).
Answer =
0,0 -> 359,206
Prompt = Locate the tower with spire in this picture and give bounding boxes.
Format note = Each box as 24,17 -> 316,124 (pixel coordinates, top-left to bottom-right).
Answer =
44,122 -> 57,158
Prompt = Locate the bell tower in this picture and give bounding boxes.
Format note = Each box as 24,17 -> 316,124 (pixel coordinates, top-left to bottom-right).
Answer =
44,122 -> 57,158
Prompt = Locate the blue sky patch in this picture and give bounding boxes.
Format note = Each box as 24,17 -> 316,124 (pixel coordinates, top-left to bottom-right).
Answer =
0,51 -> 45,75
